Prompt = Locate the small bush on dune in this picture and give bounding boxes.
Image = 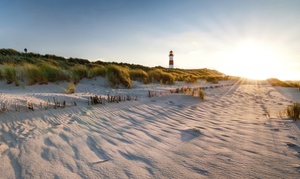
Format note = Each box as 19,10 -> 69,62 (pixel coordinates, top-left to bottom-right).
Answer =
205,76 -> 218,84
161,73 -> 174,85
191,89 -> 195,96
148,69 -> 162,83
71,65 -> 88,83
267,78 -> 299,88
88,66 -> 106,78
192,127 -> 202,133
0,68 -> 3,80
22,63 -> 47,85
106,65 -> 131,88
39,62 -> 68,83
148,69 -> 174,85
64,82 -> 76,94
3,63 -> 18,85
129,69 -> 148,83
183,75 -> 198,83
198,89 -> 205,100
175,74 -> 184,81
286,103 -> 300,120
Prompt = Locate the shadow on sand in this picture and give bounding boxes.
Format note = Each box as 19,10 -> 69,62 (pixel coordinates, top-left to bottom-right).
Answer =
180,128 -> 202,142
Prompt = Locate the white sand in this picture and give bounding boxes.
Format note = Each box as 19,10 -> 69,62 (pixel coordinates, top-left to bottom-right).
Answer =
1,78 -> 300,178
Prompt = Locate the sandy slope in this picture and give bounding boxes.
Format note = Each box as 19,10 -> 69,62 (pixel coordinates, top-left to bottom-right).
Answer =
1,79 -> 300,178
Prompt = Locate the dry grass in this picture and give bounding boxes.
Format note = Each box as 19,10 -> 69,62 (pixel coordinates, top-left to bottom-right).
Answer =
22,63 -> 47,85
286,103 -> 300,120
63,82 -> 76,94
3,63 -> 18,85
148,69 -> 174,85
106,65 -> 131,88
278,103 -> 300,120
198,89 -> 205,100
129,69 -> 148,83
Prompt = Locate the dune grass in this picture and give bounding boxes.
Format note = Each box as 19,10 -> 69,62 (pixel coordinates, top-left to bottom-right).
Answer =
267,78 -> 299,88
63,82 -> 76,94
205,75 -> 219,84
192,127 -> 202,134
106,65 -> 131,88
71,65 -> 88,84
39,62 -> 68,83
3,63 -> 19,85
129,69 -> 148,83
198,89 -> 205,100
286,103 -> 300,120
88,65 -> 106,78
148,69 -> 175,85
183,75 -> 198,83
0,68 -> 3,80
278,103 -> 300,120
22,63 -> 47,85
0,48 -> 232,88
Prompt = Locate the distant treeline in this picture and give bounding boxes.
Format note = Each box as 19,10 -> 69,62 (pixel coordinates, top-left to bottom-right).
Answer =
0,48 -> 235,88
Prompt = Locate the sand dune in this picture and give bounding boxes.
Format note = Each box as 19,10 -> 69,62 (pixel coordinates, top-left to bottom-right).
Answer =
1,78 -> 300,178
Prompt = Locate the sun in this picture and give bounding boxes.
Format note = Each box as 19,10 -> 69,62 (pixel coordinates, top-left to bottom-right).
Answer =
226,40 -> 282,80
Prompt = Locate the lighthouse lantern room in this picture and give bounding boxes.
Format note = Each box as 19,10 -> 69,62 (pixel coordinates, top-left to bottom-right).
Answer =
169,50 -> 174,68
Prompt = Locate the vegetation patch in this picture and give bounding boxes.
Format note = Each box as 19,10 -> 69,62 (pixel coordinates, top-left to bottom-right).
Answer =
63,82 -> 76,94
279,103 -> 300,120
148,69 -> 175,85
192,127 -> 202,134
71,65 -> 88,84
267,78 -> 299,88
183,75 -> 198,83
22,63 -> 47,85
286,103 -> 300,120
3,63 -> 18,85
0,67 -> 3,80
106,65 -> 131,88
88,65 -> 106,78
129,69 -> 148,83
0,48 -> 232,88
198,89 -> 205,100
39,62 -> 68,83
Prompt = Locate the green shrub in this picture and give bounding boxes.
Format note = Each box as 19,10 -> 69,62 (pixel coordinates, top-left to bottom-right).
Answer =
39,62 -> 67,83
106,65 -> 131,88
0,68 -> 3,80
22,63 -> 47,85
71,65 -> 88,82
129,69 -> 148,83
3,63 -> 18,85
88,66 -> 106,78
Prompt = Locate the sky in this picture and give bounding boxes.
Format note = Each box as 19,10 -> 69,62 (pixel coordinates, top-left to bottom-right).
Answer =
1,0 -> 300,80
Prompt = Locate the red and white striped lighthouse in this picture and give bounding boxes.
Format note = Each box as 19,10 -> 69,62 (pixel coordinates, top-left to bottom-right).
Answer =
169,50 -> 174,68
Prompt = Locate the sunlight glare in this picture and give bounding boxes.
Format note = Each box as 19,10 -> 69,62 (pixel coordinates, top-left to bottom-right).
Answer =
227,40 -> 282,80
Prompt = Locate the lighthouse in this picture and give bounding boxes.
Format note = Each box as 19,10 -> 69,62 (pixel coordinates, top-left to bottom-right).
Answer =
169,50 -> 174,68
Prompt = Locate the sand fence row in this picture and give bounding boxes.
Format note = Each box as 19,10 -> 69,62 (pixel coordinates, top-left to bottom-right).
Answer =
0,83 -> 234,115
0,90 -> 168,114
